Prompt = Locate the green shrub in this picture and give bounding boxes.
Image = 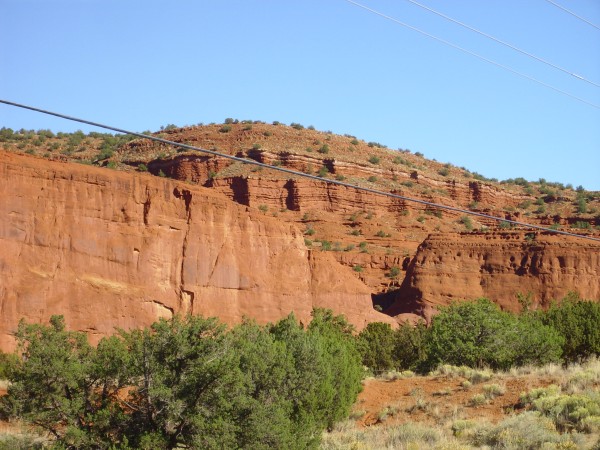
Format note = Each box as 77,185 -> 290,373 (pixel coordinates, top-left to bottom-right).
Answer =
394,322 -> 429,372
461,216 -> 473,230
318,144 -> 329,154
0,352 -> 17,379
368,156 -> 380,164
388,267 -> 400,279
426,299 -> 563,371
357,323 -> 396,373
1,312 -> 363,450
523,387 -> 600,432
367,176 -> 377,183
540,294 -> 600,362
573,221 -> 592,229
219,125 -> 232,133
482,383 -> 505,399
320,240 -> 332,251
469,393 -> 486,406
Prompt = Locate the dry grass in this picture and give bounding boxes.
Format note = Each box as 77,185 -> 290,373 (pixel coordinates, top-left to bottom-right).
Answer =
324,360 -> 600,449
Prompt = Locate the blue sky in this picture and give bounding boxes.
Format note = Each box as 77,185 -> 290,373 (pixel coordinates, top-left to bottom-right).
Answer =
2,0 -> 599,189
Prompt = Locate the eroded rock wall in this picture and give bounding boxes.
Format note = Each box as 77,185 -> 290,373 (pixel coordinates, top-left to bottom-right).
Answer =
388,232 -> 600,319
0,152 -> 391,351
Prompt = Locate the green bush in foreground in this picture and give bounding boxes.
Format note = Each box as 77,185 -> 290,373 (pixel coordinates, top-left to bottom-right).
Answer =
540,293 -> 600,363
1,310 -> 362,449
426,298 -> 563,371
358,298 -> 572,375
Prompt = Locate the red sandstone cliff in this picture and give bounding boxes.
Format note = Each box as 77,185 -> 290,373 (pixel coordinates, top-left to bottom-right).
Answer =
387,231 -> 600,320
1,124 -> 599,350
0,152 -> 392,351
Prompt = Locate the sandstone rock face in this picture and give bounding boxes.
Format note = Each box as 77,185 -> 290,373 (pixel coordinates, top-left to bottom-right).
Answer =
145,152 -> 529,217
0,152 -> 391,351
388,232 -> 600,319
2,149 -> 598,352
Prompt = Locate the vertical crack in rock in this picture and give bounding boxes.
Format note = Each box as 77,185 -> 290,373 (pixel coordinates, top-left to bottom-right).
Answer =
143,191 -> 151,226
284,179 -> 299,211
173,187 -> 193,312
325,183 -> 334,210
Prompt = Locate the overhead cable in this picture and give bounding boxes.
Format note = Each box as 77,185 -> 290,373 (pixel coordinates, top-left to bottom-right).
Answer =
404,0 -> 600,88
544,0 -> 600,31
343,0 -> 600,110
1,99 -> 600,243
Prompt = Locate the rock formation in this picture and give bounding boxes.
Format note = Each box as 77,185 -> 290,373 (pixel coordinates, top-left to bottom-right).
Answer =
1,123 -> 599,351
0,151 -> 391,351
387,231 -> 600,320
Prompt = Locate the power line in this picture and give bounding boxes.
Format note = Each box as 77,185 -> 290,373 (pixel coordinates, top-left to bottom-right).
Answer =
2,98 -> 600,243
343,0 -> 600,110
544,0 -> 600,31
403,0 -> 600,88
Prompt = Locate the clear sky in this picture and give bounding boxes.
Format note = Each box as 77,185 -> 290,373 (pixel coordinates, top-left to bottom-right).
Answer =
2,0 -> 599,189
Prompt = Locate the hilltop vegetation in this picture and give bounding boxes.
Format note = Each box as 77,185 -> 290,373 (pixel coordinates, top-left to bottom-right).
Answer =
1,123 -> 599,227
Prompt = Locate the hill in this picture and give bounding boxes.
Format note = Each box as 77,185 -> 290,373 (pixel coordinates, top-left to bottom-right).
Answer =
0,122 -> 598,347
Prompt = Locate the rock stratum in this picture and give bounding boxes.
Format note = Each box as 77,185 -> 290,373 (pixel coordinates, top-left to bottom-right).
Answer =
0,151 -> 392,351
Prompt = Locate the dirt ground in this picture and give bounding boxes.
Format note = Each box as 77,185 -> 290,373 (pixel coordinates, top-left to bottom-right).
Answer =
355,372 -> 558,428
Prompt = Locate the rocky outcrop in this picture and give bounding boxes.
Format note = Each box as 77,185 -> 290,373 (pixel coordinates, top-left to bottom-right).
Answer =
387,231 -> 600,319
142,151 -> 530,217
0,152 -> 392,351
2,135 -> 599,353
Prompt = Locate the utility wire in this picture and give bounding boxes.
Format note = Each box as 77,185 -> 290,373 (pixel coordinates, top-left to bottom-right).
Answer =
404,0 -> 600,88
343,0 -> 600,110
2,99 -> 600,243
544,0 -> 600,31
